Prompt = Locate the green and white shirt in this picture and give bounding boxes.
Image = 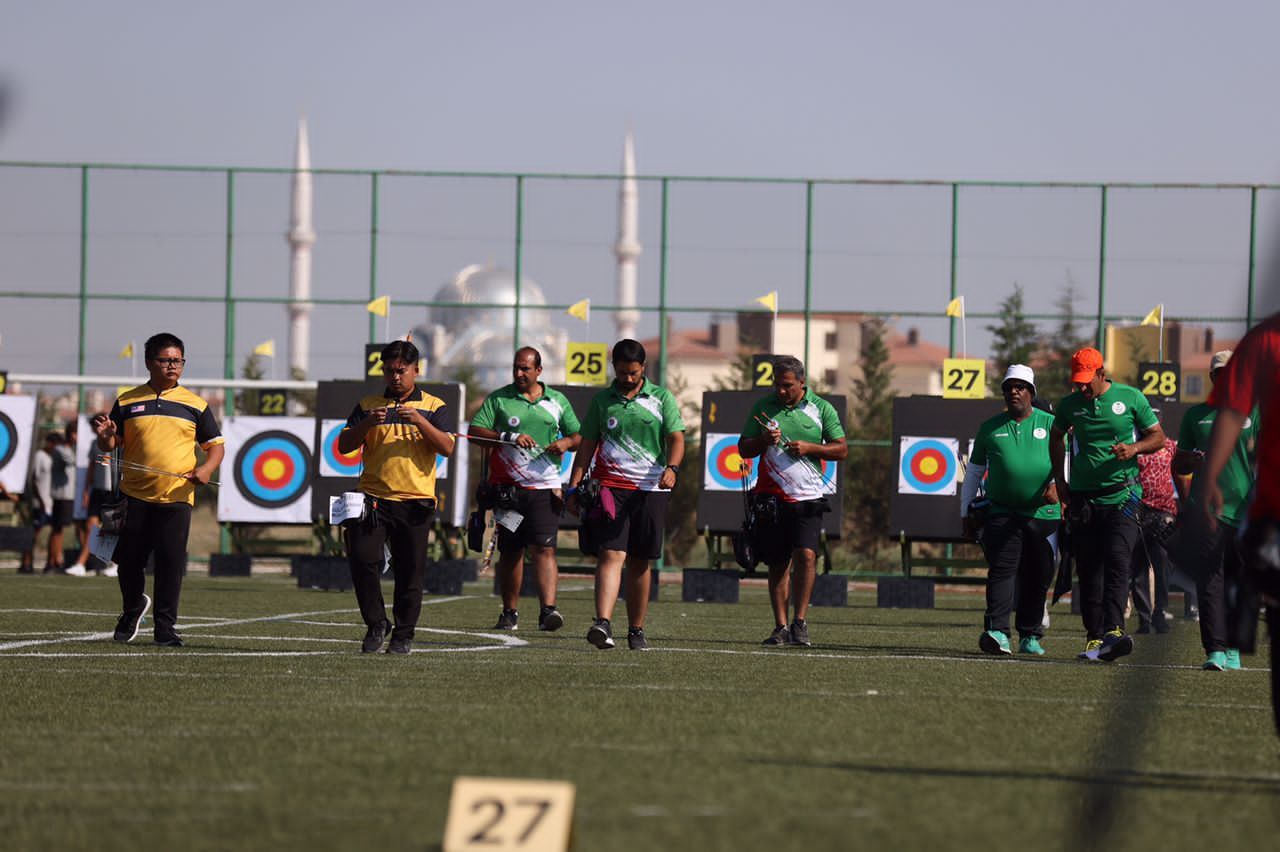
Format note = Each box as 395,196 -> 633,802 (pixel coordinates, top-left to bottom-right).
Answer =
1177,402 -> 1258,526
739,390 -> 845,503
1053,382 -> 1158,505
970,408 -> 1060,520
580,379 -> 685,492
471,383 -> 581,490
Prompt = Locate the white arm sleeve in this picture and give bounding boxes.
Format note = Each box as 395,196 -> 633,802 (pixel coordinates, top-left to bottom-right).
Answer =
959,461 -> 986,517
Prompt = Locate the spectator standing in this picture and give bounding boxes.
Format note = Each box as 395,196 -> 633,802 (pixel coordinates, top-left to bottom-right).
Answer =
1130,434 -> 1180,633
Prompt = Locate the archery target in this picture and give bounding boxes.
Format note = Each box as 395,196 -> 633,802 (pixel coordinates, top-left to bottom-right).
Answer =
0,395 -> 37,493
703,432 -> 758,492
558,450 -> 577,484
218,417 -> 314,523
319,419 -> 363,478
898,436 -> 960,496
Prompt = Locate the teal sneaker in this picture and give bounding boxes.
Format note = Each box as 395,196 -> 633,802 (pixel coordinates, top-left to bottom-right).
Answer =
1224,649 -> 1242,670
1018,636 -> 1046,656
1203,651 -> 1227,671
979,630 -> 1012,656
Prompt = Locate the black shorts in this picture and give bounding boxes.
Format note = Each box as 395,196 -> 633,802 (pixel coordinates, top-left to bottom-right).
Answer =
50,499 -> 75,531
496,489 -> 564,554
87,489 -> 111,519
755,498 -> 828,566
593,488 -> 670,561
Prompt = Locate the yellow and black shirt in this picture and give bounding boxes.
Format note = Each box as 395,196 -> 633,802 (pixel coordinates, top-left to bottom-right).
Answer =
109,383 -> 224,505
344,388 -> 449,501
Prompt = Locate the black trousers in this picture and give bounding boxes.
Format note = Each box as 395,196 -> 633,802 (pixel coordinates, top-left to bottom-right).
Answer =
114,496 -> 192,637
980,514 -> 1058,638
1179,514 -> 1247,653
1129,529 -> 1173,626
344,498 -> 434,641
1073,504 -> 1142,639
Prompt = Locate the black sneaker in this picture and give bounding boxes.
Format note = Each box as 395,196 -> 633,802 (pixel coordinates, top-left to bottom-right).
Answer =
586,618 -> 615,649
386,637 -> 412,655
1098,629 -> 1134,662
362,619 -> 390,654
153,632 -> 184,648
538,606 -> 564,632
788,619 -> 811,647
762,624 -> 790,646
1153,611 -> 1173,634
493,609 -> 519,631
113,594 -> 152,643
627,627 -> 649,651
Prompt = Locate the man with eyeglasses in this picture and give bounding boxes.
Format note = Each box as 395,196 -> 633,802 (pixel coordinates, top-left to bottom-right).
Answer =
1050,347 -> 1165,662
338,340 -> 454,655
960,365 -> 1060,656
92,332 -> 225,647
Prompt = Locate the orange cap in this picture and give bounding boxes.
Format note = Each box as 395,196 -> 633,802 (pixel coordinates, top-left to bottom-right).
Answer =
1070,347 -> 1104,384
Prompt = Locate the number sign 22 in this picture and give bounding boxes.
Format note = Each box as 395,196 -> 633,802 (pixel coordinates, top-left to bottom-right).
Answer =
443,777 -> 575,852
751,353 -> 777,387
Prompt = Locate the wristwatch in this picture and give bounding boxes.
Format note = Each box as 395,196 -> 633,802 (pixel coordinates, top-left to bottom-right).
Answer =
666,464 -> 680,473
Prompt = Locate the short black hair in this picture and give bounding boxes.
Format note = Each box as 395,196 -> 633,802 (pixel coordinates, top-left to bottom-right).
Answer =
772,355 -> 806,384
63,420 -> 77,441
145,333 -> 185,361
381,340 -> 420,365
514,346 -> 542,368
611,338 -> 646,365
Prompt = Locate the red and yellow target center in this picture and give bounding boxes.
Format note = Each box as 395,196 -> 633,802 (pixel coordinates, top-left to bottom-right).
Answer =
261,457 -> 287,481
917,456 -> 939,477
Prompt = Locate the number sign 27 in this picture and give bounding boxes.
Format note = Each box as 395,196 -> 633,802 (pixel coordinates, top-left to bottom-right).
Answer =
942,358 -> 986,399
443,777 -> 575,852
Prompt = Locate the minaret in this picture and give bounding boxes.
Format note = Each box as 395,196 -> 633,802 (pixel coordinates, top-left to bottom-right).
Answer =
287,118 -> 315,378
613,132 -> 641,341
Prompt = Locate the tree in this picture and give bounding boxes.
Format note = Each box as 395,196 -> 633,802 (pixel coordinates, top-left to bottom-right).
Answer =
1038,278 -> 1091,401
843,319 -> 895,562
985,283 -> 1039,393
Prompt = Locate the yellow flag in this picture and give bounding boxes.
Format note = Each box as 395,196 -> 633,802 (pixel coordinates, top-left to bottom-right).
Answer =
253,339 -> 275,357
367,295 -> 390,317
566,298 -> 590,322
118,342 -> 134,359
755,291 -> 778,313
945,296 -> 965,318
1141,304 -> 1163,326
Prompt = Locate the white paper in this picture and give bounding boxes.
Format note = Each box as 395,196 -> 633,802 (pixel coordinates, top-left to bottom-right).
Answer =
494,508 -> 524,532
88,526 -> 119,563
328,492 -> 366,525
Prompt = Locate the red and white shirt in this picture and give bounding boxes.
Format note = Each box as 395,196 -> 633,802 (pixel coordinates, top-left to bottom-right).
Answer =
1209,313 -> 1280,521
1136,440 -> 1178,515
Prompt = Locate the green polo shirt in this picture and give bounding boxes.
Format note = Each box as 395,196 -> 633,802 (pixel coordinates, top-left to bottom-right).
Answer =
970,408 -> 1060,520
1053,381 -> 1158,505
580,378 -> 685,492
1177,402 -> 1258,526
740,389 -> 845,502
471,382 -> 581,490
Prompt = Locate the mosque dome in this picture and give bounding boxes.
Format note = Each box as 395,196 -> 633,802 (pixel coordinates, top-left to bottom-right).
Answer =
431,264 -> 551,331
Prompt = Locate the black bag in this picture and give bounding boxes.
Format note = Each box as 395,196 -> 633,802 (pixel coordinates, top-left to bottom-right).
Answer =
732,523 -> 757,570
99,493 -> 128,535
466,510 -> 486,552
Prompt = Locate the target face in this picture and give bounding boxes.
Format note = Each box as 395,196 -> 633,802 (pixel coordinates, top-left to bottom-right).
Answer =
233,430 -> 311,508
320,420 -> 363,477
0,411 -> 15,470
703,432 -> 758,491
557,450 -> 576,484
898,436 -> 959,495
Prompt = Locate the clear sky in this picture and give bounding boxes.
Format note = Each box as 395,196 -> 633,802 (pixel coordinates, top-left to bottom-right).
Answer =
3,0 -> 1280,380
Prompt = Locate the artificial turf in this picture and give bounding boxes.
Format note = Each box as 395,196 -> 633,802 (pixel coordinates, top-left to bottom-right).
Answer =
0,573 -> 1276,851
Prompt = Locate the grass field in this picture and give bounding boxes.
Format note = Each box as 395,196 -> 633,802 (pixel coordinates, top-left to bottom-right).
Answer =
1,572 -> 1277,851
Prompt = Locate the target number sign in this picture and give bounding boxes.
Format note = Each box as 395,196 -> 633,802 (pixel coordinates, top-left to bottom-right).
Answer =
942,358 -> 985,399
232,430 -> 311,508
898,436 -> 960,495
443,777 -> 575,852
751,354 -> 778,388
257,389 -> 288,416
565,343 -> 607,386
1138,361 -> 1180,402
0,371 -> 7,395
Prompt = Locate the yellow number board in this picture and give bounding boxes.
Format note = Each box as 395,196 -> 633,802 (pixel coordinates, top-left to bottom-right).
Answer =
1138,361 -> 1180,402
942,358 -> 986,399
443,777 -> 576,852
565,342 -> 608,386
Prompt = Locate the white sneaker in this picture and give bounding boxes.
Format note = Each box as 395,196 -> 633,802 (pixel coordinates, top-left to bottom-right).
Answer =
103,563 -> 119,578
65,565 -> 88,577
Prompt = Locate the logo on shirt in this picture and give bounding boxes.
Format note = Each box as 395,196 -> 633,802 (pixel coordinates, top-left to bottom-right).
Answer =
606,416 -> 619,431
130,404 -> 146,413
1033,427 -> 1047,439
1111,401 -> 1127,415
1245,417 -> 1253,429
507,415 -> 521,428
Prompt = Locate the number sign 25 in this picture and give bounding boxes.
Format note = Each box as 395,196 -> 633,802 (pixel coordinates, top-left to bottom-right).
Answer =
941,358 -> 986,399
565,342 -> 608,386
443,777 -> 575,852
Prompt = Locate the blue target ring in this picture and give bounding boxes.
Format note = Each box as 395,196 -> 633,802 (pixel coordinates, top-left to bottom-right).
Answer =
900,439 -> 957,493
322,422 -> 363,477
233,430 -> 311,508
0,412 -> 14,470
706,434 -> 757,490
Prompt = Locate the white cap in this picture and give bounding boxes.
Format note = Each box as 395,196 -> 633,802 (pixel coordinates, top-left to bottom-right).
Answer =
1001,364 -> 1036,394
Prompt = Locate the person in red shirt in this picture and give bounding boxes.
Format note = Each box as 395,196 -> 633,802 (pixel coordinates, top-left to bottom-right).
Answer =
1130,435 -> 1179,633
1204,313 -> 1280,734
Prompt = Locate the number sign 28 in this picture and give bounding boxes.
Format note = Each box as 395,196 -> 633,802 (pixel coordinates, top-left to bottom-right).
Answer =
1138,361 -> 1180,402
443,777 -> 575,852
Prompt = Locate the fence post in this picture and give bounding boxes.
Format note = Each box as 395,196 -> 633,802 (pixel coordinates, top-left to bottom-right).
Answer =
1247,186 -> 1258,330
1096,185 -> 1109,355
803,180 -> 814,370
369,172 -> 380,344
513,175 -> 524,349
223,169 -> 236,414
77,166 -> 90,409
658,177 -> 670,385
948,183 -> 958,358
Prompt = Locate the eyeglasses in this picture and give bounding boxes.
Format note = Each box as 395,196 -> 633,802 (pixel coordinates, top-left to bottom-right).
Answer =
153,358 -> 186,367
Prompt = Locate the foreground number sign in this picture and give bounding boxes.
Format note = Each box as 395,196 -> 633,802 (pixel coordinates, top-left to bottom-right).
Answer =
1138,361 -> 1180,403
443,777 -> 575,852
751,353 -> 778,388
565,342 -> 608,386
941,358 -> 985,399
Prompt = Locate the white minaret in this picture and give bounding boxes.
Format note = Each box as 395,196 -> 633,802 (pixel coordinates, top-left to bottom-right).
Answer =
613,132 -> 641,341
287,118 -> 315,378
